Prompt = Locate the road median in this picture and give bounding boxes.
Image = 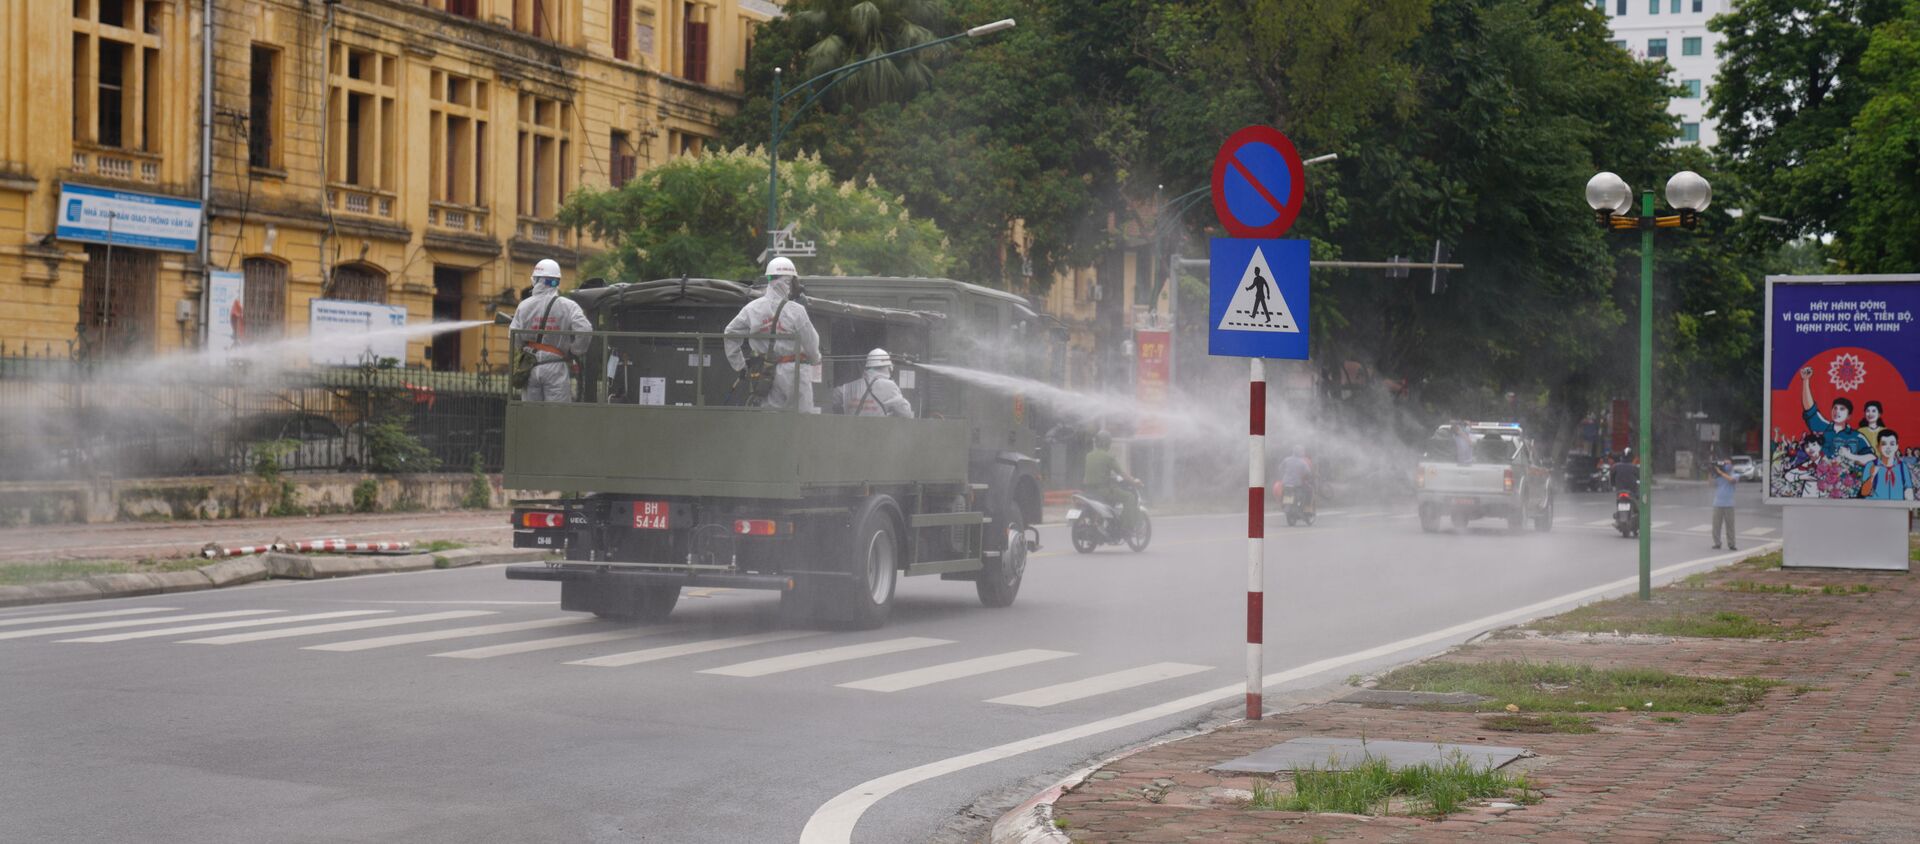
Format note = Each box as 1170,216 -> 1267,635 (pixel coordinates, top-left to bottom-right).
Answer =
0,547 -> 554,608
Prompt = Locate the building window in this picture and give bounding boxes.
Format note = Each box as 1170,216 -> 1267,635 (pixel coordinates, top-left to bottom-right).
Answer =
71,0 -> 163,152
240,257 -> 288,342
1692,0 -> 1703,10
1682,36 -> 1702,56
1670,0 -> 1679,11
1681,122 -> 1700,143
1647,38 -> 1667,58
613,0 -> 631,60
79,243 -> 157,357
1616,0 -> 1627,13
514,0 -> 564,40
517,93 -> 571,219
1611,39 -> 1628,50
248,45 -> 279,169
329,263 -> 389,303
610,130 -> 637,187
667,129 -> 705,158
1681,79 -> 1702,98
682,3 -> 710,83
446,0 -> 480,17
1649,0 -> 1658,12
430,70 -> 490,207
328,44 -> 398,191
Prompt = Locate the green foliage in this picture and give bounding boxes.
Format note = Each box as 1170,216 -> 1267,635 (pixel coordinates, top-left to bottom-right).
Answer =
352,479 -> 380,514
1479,713 -> 1598,734
559,147 -> 953,282
789,0 -> 949,107
365,417 -> 438,475
250,439 -> 298,483
462,452 -> 492,510
1247,754 -> 1537,817
1375,660 -> 1778,713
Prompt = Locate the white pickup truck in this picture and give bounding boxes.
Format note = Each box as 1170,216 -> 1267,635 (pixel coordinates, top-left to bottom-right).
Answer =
1414,422 -> 1555,532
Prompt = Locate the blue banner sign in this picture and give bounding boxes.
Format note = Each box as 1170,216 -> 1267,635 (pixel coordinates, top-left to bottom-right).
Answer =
55,183 -> 203,253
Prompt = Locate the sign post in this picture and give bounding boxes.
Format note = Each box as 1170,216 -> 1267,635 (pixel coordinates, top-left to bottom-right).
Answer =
1207,125 -> 1311,721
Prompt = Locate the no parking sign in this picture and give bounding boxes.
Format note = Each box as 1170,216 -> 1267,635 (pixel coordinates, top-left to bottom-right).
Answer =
1210,125 -> 1307,240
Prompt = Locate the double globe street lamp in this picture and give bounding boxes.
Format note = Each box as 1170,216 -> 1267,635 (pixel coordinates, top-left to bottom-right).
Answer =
1584,169 -> 1712,599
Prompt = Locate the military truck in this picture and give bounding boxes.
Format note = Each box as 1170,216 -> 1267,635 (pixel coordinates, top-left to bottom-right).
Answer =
502,275 -> 1051,628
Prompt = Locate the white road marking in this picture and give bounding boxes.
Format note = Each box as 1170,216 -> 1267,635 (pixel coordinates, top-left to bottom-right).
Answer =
1744,526 -> 1778,536
1649,521 -> 1672,529
838,649 -> 1075,693
1584,518 -> 1615,527
60,611 -> 391,642
798,542 -> 1785,844
0,610 -> 279,641
303,617 -> 595,652
434,630 -> 656,659
181,611 -> 495,644
0,607 -> 179,628
347,600 -> 556,606
700,637 -> 952,678
567,630 -> 823,668
985,662 -> 1212,708
1687,523 -> 1713,532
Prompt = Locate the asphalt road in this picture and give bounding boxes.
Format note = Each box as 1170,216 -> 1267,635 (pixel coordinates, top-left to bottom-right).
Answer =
0,483 -> 1778,843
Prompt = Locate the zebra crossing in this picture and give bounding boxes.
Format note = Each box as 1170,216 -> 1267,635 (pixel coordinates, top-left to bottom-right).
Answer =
0,604 -> 1217,711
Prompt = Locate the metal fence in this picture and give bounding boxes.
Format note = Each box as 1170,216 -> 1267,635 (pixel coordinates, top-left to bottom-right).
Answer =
0,356 -> 509,481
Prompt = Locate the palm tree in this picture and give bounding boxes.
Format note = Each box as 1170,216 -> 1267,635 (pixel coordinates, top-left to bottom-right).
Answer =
791,0 -> 950,107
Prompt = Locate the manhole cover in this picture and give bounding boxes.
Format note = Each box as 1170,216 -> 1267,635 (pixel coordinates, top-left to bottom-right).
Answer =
1211,737 -> 1529,775
1339,689 -> 1489,707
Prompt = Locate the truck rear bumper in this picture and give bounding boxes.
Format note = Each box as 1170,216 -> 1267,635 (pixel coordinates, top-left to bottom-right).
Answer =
505,563 -> 800,591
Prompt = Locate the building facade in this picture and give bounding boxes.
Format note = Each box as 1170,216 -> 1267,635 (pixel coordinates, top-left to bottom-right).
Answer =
0,0 -> 773,368
1601,0 -> 1726,147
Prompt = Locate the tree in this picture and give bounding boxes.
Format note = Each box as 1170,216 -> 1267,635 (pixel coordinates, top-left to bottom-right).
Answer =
559,148 -> 954,282
790,0 -> 951,108
1841,4 -> 1920,272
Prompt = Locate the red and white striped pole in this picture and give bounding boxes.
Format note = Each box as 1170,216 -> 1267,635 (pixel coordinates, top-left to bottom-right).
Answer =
1247,357 -> 1266,720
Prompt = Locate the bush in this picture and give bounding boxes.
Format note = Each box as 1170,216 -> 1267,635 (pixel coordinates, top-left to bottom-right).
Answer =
352,479 -> 380,513
461,452 -> 492,509
367,417 -> 438,474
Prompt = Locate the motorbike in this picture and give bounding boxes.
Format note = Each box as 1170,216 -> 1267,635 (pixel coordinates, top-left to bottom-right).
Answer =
1613,490 -> 1640,538
1278,481 -> 1315,527
1068,481 -> 1152,553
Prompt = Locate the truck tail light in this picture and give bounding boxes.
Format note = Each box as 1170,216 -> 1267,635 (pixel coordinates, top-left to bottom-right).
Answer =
1414,470 -> 1425,490
1503,468 -> 1514,492
734,519 -> 782,536
520,511 -> 565,529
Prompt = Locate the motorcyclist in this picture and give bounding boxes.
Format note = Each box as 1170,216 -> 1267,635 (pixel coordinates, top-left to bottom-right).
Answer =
509,258 -> 592,402
831,348 -> 914,418
1082,430 -> 1139,530
725,257 -> 821,411
1611,448 -> 1641,496
1279,445 -> 1313,511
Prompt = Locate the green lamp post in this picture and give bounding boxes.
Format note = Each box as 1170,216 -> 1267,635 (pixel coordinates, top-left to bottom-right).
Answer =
763,18 -> 1015,257
1585,169 -> 1712,599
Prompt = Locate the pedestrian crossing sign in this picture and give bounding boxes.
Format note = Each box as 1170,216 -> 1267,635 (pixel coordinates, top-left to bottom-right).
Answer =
1209,238 -> 1309,359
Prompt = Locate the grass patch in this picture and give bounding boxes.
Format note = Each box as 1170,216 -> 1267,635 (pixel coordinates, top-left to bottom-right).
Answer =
416,540 -> 468,554
1373,660 -> 1776,714
1725,580 -> 1811,595
1655,716 -> 1682,724
0,557 -> 212,587
1743,550 -> 1784,571
1479,713 -> 1597,734
1248,755 -> 1537,818
1821,583 -> 1878,595
1532,598 -> 1816,640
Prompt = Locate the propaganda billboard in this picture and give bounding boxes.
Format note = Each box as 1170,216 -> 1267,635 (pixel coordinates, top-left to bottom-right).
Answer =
1764,275 -> 1920,505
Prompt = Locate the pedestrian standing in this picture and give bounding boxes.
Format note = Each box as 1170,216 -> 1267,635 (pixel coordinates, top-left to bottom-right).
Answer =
1710,456 -> 1738,551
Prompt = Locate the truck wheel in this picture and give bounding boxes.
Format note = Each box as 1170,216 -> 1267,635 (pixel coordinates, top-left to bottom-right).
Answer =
1533,496 -> 1554,532
977,504 -> 1026,608
1418,503 -> 1438,533
834,496 -> 900,629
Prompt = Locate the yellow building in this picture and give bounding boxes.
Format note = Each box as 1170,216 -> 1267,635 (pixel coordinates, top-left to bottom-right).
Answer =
0,0 -> 775,368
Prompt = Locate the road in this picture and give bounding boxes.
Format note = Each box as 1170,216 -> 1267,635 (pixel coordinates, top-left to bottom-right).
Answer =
0,483 -> 1778,843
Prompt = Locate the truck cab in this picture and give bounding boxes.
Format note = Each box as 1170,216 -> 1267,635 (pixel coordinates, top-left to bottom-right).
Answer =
1414,422 -> 1555,533
502,276 -> 1046,629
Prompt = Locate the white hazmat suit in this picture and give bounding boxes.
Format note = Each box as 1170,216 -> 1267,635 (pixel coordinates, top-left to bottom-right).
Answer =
509,282 -> 592,402
724,275 -> 820,411
833,368 -> 914,418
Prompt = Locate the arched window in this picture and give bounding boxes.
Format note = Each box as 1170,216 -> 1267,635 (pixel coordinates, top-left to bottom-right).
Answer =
329,262 -> 388,303
240,257 -> 288,343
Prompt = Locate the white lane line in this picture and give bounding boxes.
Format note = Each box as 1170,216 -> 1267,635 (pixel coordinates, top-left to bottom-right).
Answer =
1686,523 -> 1713,533
303,617 -> 595,652
0,610 -> 279,641
700,637 -> 952,678
1649,521 -> 1672,529
838,649 -> 1076,693
61,611 -> 392,642
434,629 -> 656,659
181,611 -> 495,644
1389,513 -> 1417,520
798,541 -> 1784,844
985,662 -> 1212,708
1744,526 -> 1778,536
0,607 -> 179,628
566,630 -> 822,668
348,600 -> 556,606
1584,518 -> 1615,527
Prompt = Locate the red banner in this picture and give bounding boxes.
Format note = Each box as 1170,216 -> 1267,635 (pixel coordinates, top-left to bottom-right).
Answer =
1136,329 -> 1171,438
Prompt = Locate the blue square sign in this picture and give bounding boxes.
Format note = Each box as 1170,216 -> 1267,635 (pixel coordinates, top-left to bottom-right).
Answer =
1208,238 -> 1309,359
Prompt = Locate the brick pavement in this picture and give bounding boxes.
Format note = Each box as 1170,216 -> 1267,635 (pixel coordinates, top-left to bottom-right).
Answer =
1048,556 -> 1919,842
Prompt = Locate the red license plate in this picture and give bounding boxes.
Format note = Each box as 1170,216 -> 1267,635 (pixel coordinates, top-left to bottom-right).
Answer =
633,501 -> 671,530
1453,497 -> 1476,506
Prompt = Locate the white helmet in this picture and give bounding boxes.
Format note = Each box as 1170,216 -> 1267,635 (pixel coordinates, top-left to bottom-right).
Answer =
865,348 -> 893,370
532,258 -> 562,288
766,256 -> 797,278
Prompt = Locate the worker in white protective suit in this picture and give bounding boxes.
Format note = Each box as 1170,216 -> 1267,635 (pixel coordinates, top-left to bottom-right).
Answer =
832,348 -> 914,418
509,258 -> 592,402
725,257 -> 820,411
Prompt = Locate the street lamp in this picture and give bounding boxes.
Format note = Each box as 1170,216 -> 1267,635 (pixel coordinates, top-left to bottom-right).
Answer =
1585,169 -> 1712,600
763,19 -> 1017,256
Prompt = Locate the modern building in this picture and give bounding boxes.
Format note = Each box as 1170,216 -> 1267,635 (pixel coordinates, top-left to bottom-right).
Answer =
1600,0 -> 1727,147
0,0 -> 774,368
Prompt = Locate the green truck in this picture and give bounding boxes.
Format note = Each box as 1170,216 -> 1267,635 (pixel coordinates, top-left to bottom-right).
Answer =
502,275 -> 1052,628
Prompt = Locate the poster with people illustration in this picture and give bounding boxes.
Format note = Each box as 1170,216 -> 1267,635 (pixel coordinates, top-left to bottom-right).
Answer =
1765,276 -> 1920,505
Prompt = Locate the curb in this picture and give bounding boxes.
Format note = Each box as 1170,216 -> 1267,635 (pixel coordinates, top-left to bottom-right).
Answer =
0,547 -> 551,608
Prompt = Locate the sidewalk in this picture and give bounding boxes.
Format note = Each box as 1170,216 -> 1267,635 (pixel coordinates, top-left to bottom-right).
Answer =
1013,544 -> 1919,842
